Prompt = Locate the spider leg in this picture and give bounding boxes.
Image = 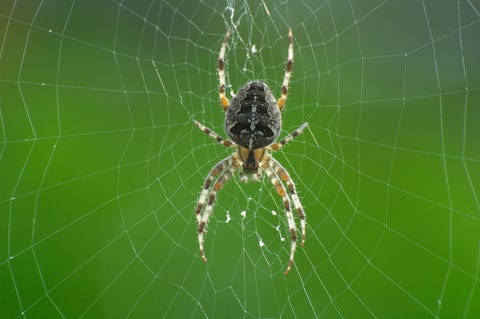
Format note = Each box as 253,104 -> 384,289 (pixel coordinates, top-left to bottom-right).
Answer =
268,122 -> 308,151
270,157 -> 306,246
194,120 -> 235,148
197,154 -> 241,262
196,156 -> 231,261
262,156 -> 297,275
195,156 -> 231,223
277,28 -> 293,110
218,30 -> 231,111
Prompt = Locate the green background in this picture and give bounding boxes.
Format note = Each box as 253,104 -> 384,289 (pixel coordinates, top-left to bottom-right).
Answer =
1,0 -> 480,318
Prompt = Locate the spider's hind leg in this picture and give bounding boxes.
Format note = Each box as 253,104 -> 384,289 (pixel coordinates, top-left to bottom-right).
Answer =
277,28 -> 293,110
268,122 -> 308,151
218,30 -> 231,111
193,120 -> 234,148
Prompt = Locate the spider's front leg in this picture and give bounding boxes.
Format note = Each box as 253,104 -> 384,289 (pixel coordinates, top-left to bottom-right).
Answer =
196,153 -> 241,262
270,157 -> 306,246
261,156 -> 298,275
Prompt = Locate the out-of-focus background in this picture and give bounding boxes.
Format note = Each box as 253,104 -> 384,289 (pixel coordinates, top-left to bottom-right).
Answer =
1,0 -> 479,318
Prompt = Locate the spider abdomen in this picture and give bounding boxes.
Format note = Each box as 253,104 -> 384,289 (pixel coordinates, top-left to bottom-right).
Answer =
225,81 -> 281,149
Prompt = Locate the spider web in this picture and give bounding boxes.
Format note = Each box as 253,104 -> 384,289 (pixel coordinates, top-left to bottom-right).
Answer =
1,0 -> 480,318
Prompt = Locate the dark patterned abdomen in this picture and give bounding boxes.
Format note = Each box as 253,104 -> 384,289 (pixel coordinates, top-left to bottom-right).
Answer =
225,81 -> 281,149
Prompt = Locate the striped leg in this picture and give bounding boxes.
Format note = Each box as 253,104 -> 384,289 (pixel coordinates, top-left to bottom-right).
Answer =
264,160 -> 297,275
277,28 -> 293,110
198,159 -> 238,262
268,122 -> 308,151
193,120 -> 234,148
196,156 -> 232,260
218,30 -> 231,111
270,157 -> 306,246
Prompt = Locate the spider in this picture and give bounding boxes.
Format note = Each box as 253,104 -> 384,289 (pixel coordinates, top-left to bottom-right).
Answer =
194,28 -> 308,275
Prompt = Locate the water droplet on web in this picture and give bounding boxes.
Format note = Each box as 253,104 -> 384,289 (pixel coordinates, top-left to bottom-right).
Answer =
259,239 -> 265,247
240,210 -> 247,218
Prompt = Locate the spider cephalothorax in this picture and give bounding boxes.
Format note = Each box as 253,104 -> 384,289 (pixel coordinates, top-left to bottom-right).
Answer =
194,29 -> 308,275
